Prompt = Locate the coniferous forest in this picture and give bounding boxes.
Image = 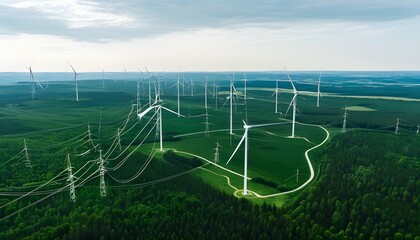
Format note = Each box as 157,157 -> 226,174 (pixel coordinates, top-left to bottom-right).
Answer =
0,131 -> 419,239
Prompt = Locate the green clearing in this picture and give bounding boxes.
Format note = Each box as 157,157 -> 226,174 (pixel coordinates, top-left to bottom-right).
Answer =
346,105 -> 377,111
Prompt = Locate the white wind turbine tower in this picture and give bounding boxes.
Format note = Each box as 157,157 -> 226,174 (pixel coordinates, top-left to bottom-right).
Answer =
204,75 -> 210,136
342,106 -> 348,133
272,79 -> 280,114
317,72 -> 323,107
242,73 -> 248,101
138,98 -> 183,151
176,71 -> 182,117
26,66 -> 43,100
169,71 -> 182,117
214,81 -> 219,110
223,74 -> 236,135
68,62 -> 79,101
226,120 -> 284,195
136,70 -> 142,115
284,68 -> 299,138
144,67 -> 152,106
243,73 -> 249,122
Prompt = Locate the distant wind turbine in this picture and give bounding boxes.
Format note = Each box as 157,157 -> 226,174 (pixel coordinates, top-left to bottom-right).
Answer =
242,73 -> 248,101
284,67 -> 299,138
68,62 -> 79,101
317,72 -> 322,107
136,69 -> 142,115
272,79 -> 280,114
170,71 -> 182,117
222,74 -> 236,135
26,66 -> 43,100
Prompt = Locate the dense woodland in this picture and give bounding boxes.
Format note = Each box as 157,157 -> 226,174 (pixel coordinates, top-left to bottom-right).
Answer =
0,131 -> 419,239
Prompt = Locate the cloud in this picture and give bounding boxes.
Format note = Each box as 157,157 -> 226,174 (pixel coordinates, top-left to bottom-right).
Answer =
0,0 -> 420,42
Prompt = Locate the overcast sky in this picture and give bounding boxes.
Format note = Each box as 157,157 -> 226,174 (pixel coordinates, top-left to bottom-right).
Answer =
0,0 -> 419,72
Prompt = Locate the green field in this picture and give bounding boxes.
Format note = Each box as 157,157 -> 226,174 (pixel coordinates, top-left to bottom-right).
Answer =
0,76 -> 419,207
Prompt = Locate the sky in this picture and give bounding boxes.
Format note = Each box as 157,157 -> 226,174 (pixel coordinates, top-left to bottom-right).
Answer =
0,0 -> 419,72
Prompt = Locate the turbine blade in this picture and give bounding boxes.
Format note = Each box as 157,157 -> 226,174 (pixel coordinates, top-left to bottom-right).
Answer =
221,96 -> 230,109
161,106 -> 185,117
232,84 -> 237,92
296,107 -> 302,116
248,122 -> 285,128
225,73 -> 233,82
226,133 -> 246,165
283,67 -> 296,92
169,82 -> 177,89
68,62 -> 76,74
318,71 -> 323,85
285,94 -> 297,116
137,105 -> 157,119
35,79 -> 44,89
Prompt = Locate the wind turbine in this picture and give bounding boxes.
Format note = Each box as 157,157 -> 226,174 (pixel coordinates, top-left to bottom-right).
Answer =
175,71 -> 182,117
222,74 -> 237,135
226,120 -> 283,195
169,71 -> 182,117
26,66 -> 43,100
243,73 -> 249,122
214,81 -> 219,110
68,62 -> 79,101
272,79 -> 280,114
242,73 -> 248,101
136,69 -> 142,115
137,99 -> 183,151
145,67 -> 152,106
317,72 -> 323,107
284,68 -> 299,138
